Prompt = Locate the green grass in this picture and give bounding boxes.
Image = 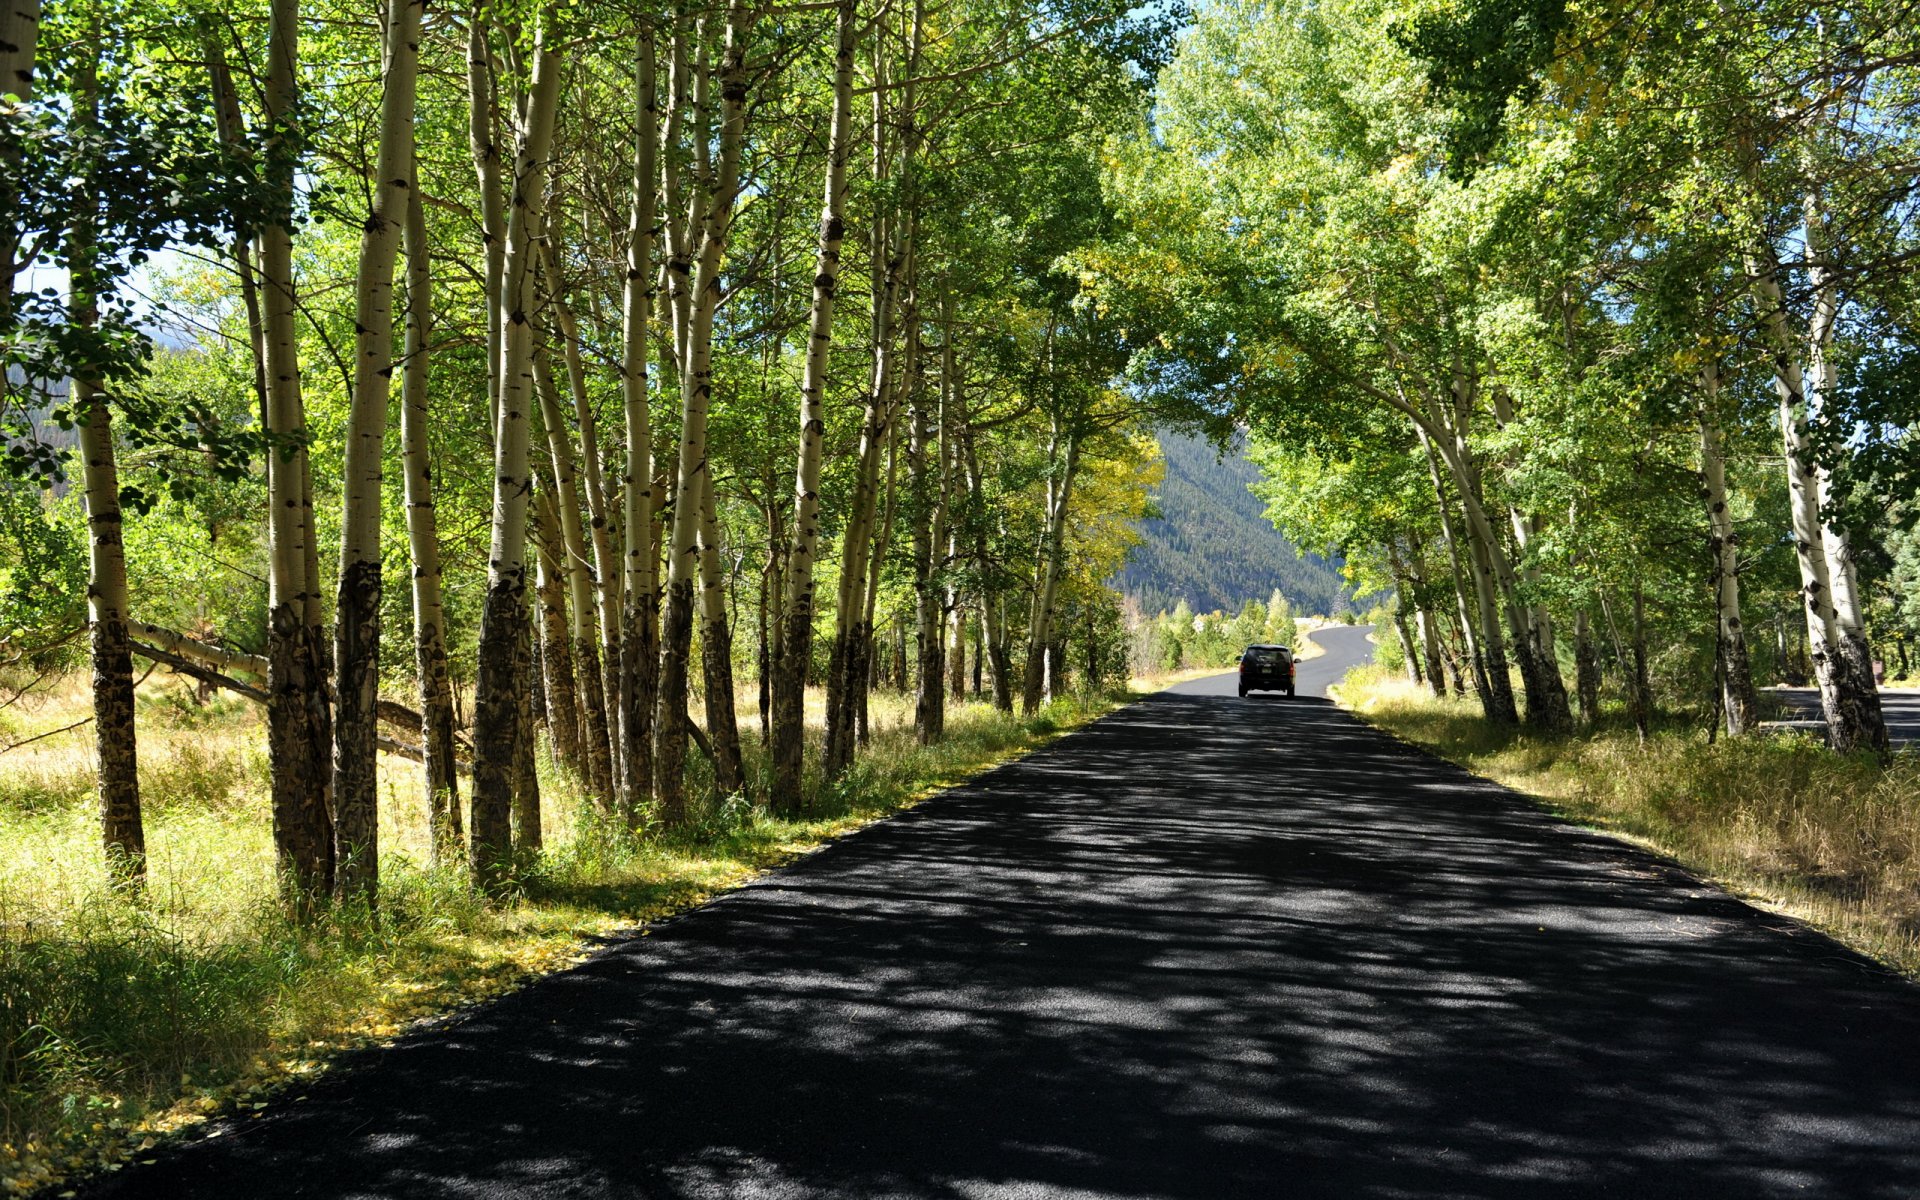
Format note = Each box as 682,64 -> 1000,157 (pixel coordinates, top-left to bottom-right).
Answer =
1339,667 -> 1920,978
0,677 -> 1126,1196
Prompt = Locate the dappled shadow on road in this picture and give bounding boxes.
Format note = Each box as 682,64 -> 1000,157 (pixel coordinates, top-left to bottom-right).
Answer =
85,694 -> 1920,1200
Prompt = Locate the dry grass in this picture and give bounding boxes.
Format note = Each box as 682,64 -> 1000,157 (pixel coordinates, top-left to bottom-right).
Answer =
0,672 -> 1127,1196
1339,668 -> 1920,977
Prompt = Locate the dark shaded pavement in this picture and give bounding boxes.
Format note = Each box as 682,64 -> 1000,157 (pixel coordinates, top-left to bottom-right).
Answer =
81,628 -> 1920,1198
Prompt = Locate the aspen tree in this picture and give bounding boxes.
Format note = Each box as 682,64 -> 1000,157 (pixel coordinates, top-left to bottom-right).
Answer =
472,8 -> 562,891
655,0 -> 752,822
533,348 -> 614,806
619,21 -> 660,823
1696,364 -> 1757,736
260,0 -> 334,904
771,0 -> 856,813
399,165 -> 462,858
70,26 -> 143,883
334,0 -> 425,903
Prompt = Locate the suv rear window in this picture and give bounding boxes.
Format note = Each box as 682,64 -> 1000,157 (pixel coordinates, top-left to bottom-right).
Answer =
1247,648 -> 1288,666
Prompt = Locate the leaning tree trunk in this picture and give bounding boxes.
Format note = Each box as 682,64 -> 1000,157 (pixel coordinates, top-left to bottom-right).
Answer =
1747,235 -> 1887,753
471,9 -> 561,893
399,168 -> 462,859
333,0 -> 423,903
770,0 -> 855,813
70,47 -> 144,881
259,0 -> 333,906
1697,369 -> 1757,737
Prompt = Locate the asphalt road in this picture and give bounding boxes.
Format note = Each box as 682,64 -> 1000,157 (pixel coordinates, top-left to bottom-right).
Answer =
78,626 -> 1920,1199
1770,686 -> 1920,747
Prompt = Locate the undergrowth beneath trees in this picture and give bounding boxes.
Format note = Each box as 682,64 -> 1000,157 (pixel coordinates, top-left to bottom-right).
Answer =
0,675 -> 1137,1196
1339,667 -> 1920,979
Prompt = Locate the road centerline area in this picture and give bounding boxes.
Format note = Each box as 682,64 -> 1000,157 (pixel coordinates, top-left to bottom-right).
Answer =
83,629 -> 1920,1199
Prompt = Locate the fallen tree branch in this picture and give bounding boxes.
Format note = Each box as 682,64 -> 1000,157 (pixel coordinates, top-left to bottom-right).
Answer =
130,641 -> 269,704
133,640 -> 474,772
134,620 -> 471,749
131,621 -> 268,679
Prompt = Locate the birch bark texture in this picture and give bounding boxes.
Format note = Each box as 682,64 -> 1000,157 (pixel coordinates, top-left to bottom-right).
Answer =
400,177 -> 463,858
334,0 -> 425,903
260,0 -> 334,905
472,11 -> 563,891
771,0 -> 856,814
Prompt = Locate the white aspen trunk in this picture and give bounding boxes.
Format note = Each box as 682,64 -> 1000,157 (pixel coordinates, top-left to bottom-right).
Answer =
1485,387 -> 1572,730
0,0 -> 34,103
1697,366 -> 1757,736
770,0 -> 855,814
1750,262 -> 1887,752
533,348 -> 614,806
827,9 -> 917,771
541,236 -> 625,795
260,0 -> 333,905
471,9 -> 562,891
466,8 -> 506,424
333,0 -> 424,903
655,0 -> 752,824
399,165 -> 462,860
857,399 -> 902,747
1022,428 -> 1080,714
70,39 -> 143,881
619,22 -> 660,824
962,424 -> 1013,711
0,0 -> 38,331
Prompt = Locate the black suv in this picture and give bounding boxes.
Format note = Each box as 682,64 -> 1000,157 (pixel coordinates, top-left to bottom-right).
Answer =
1238,644 -> 1295,697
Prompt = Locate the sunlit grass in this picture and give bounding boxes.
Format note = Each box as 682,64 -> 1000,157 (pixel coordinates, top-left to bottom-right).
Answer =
1339,666 -> 1920,978
0,673 -> 1135,1195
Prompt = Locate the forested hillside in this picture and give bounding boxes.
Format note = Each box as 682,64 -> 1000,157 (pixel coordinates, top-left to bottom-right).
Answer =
1111,430 -> 1350,616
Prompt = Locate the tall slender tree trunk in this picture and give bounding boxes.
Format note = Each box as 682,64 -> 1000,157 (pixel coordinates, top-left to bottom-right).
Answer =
619,21 -> 660,825
0,0 -> 37,337
332,0 -> 424,902
512,609 -> 541,856
261,0 -> 332,906
541,237 -> 625,797
534,487 -> 583,773
399,167 -> 462,859
1022,425 -> 1080,714
70,40 -> 143,881
1747,220 -> 1887,753
771,0 -> 855,813
697,466 -> 745,795
911,307 -> 947,743
472,9 -> 562,892
533,349 -> 614,806
1697,369 -> 1757,736
1573,607 -> 1601,725
655,0 -> 751,823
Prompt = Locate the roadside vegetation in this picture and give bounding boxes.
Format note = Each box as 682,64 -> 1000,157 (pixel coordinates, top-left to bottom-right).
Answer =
0,673 -> 1145,1196
1340,667 -> 1920,978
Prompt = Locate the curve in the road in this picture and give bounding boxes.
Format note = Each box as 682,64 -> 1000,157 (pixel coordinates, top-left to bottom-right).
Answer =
77,624 -> 1920,1200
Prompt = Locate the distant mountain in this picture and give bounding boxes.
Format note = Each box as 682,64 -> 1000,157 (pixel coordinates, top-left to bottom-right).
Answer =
1111,430 -> 1353,617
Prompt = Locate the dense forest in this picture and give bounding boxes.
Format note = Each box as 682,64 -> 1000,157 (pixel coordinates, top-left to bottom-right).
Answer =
1111,429 -> 1350,617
